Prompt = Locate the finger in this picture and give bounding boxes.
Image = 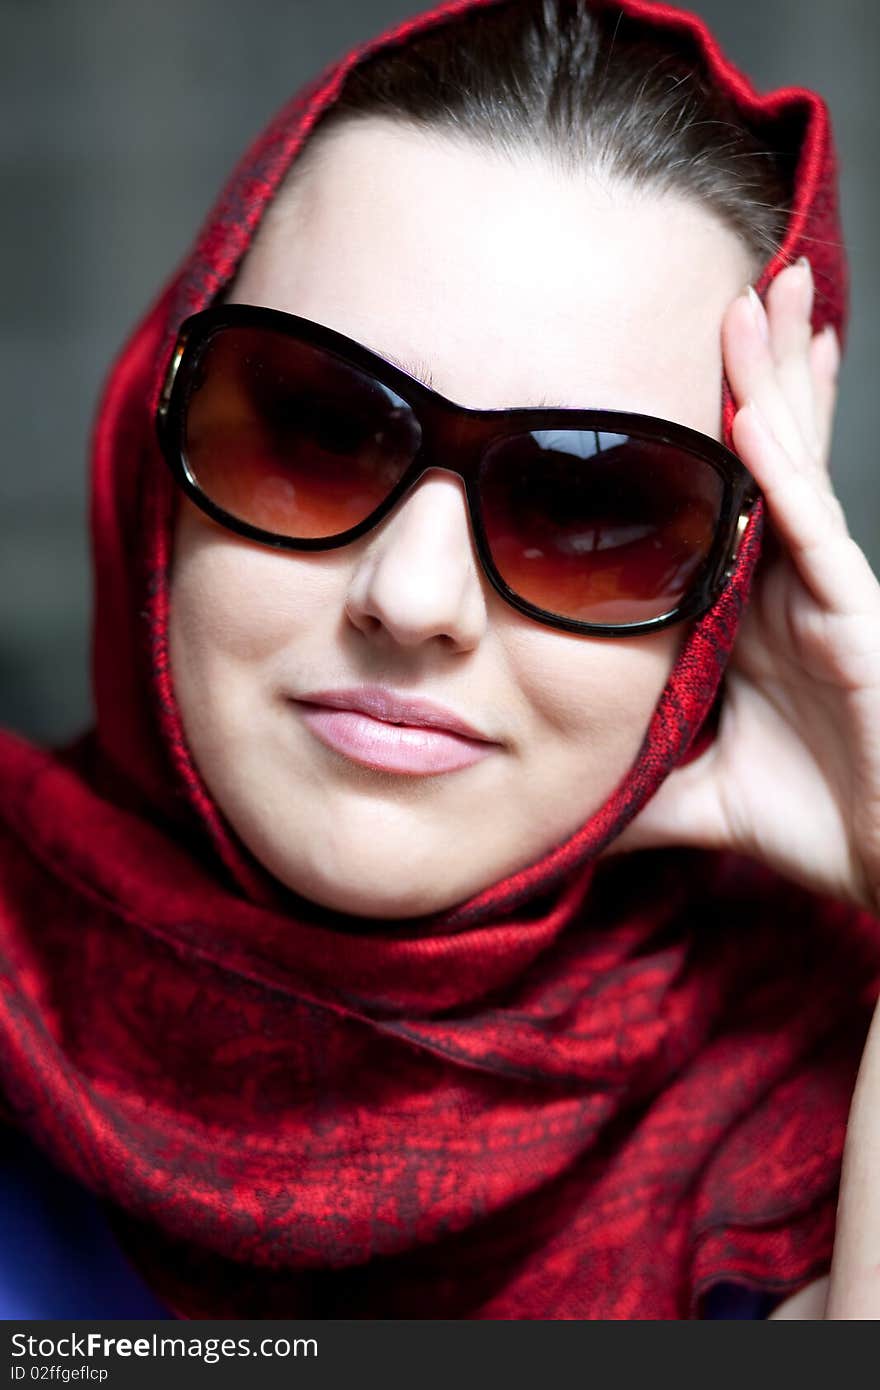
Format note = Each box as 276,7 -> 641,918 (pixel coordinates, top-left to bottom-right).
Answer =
731,401 -> 878,614
764,258 -> 822,458
722,285 -> 813,467
604,746 -> 727,856
809,323 -> 842,472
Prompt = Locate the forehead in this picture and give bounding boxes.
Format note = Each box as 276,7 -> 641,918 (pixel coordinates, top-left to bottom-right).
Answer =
228,120 -> 752,437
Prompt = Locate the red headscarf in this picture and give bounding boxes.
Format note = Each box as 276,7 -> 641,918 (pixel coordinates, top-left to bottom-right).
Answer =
1,0 -> 878,1319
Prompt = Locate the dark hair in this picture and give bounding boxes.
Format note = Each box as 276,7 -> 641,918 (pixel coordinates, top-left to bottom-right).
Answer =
287,0 -> 795,270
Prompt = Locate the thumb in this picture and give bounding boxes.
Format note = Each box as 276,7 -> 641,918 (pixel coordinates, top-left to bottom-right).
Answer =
601,747 -> 728,858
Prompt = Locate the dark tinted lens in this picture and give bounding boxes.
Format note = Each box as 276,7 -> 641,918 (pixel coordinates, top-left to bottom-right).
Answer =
182,326 -> 421,538
480,428 -> 725,624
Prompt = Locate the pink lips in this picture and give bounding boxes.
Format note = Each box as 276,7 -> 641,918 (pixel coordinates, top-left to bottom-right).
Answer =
294,686 -> 499,775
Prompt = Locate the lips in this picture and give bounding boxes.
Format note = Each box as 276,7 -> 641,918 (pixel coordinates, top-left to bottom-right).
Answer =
298,686 -> 492,740
292,685 -> 499,775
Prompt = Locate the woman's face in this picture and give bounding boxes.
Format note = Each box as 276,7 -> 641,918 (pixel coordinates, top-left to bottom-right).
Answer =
169,119 -> 753,919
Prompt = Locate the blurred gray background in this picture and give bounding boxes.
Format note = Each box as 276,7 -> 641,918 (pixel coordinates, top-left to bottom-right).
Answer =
2,0 -> 878,745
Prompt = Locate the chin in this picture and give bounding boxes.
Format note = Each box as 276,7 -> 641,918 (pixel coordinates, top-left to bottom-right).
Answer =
231,795 -> 494,920
266,853 -> 465,921
315,874 -> 458,921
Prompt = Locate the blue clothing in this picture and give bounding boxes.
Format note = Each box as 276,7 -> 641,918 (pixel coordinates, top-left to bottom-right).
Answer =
0,1125 -> 173,1318
701,1282 -> 781,1319
1,1125 -> 779,1319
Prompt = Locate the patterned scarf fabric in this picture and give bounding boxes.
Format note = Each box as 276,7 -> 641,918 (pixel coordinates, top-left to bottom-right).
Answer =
1,0 -> 877,1319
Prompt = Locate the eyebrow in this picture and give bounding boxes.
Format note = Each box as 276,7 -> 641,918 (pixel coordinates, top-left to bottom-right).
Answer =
363,342 -> 571,410
365,342 -> 437,391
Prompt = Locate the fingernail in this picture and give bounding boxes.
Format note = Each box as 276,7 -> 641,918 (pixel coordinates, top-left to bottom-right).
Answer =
745,396 -> 767,429
746,284 -> 770,342
795,255 -> 815,317
819,322 -> 841,370
743,397 -> 776,445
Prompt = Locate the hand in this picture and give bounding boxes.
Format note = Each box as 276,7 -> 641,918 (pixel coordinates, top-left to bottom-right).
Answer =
609,259 -> 880,919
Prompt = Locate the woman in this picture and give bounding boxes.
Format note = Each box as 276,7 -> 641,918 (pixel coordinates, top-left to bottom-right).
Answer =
1,0 -> 878,1319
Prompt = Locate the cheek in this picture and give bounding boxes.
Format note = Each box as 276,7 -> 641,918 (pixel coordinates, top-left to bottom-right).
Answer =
167,508 -> 341,700
510,624 -> 684,756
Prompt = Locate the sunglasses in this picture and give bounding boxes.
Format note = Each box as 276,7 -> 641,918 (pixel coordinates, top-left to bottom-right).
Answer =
155,304 -> 760,638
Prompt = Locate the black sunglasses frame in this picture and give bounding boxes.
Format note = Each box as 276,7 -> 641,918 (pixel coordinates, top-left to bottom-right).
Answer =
155,303 -> 760,638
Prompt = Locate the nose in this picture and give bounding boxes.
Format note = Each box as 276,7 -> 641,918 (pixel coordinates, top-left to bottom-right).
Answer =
343,469 -> 488,652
